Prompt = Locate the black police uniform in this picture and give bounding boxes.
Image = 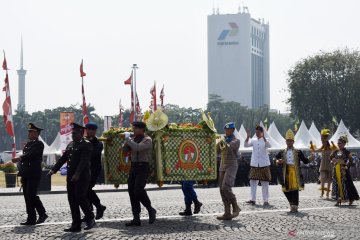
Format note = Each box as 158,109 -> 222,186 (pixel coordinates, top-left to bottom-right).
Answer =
18,123 -> 46,225
86,136 -> 105,213
52,136 -> 94,228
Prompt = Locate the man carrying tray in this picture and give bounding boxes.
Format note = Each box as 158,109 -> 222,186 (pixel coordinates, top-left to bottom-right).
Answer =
123,121 -> 157,227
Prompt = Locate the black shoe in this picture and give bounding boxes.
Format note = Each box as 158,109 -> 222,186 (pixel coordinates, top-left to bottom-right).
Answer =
95,205 -> 106,220
246,200 -> 256,205
64,226 -> 81,232
84,218 -> 96,230
194,202 -> 203,214
36,214 -> 48,224
148,208 -> 157,224
81,217 -> 87,223
20,221 -> 36,226
125,220 -> 141,227
179,209 -> 192,216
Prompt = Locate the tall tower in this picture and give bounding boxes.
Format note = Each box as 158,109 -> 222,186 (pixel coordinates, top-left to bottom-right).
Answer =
17,37 -> 26,112
207,8 -> 270,108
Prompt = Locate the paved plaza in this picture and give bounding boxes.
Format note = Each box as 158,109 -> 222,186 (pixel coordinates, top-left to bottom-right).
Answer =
0,182 -> 359,240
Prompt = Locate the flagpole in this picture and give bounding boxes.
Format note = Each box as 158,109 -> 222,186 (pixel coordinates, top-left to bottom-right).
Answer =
132,64 -> 138,120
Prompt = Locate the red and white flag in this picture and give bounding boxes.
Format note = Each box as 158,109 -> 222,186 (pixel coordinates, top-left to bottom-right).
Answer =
136,93 -> 142,121
80,59 -> 89,125
119,100 -> 124,128
149,82 -> 157,112
2,52 -> 16,157
160,85 -> 165,108
124,71 -> 132,85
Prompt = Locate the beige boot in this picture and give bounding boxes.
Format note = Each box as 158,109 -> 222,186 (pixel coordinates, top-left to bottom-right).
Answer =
231,199 -> 241,218
217,203 -> 232,220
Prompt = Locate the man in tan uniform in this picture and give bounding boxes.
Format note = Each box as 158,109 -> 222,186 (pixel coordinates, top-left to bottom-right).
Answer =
123,121 -> 156,227
216,122 -> 241,220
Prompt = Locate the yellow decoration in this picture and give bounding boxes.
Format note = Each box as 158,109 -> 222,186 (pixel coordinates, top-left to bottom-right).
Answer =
285,129 -> 295,140
147,109 -> 168,131
202,112 -> 217,133
309,141 -> 316,151
143,110 -> 151,123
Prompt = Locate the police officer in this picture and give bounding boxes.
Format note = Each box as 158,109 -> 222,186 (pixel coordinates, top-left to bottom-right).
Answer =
48,123 -> 95,232
84,122 -> 106,220
123,121 -> 156,227
12,123 -> 47,225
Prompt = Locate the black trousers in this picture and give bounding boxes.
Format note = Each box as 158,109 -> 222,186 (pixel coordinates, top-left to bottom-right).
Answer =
128,162 -> 152,217
21,177 -> 46,222
284,190 -> 299,206
67,175 -> 94,226
87,168 -> 101,210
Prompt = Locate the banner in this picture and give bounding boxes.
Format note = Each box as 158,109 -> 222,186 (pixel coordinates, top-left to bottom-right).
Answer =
60,112 -> 75,152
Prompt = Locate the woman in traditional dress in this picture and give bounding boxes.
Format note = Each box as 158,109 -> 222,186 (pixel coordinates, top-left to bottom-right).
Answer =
331,135 -> 359,206
316,129 -> 337,198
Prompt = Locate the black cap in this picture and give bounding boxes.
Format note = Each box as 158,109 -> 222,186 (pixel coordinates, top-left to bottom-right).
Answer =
132,121 -> 146,129
85,122 -> 98,130
27,123 -> 44,132
71,123 -> 86,131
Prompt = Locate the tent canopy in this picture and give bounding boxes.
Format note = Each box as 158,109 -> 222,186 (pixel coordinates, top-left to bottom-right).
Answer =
330,120 -> 360,149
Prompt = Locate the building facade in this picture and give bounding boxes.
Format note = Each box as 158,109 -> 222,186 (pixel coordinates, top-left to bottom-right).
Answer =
208,8 -> 270,108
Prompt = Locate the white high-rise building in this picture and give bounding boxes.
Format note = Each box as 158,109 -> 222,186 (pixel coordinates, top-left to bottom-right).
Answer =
208,7 -> 270,108
17,38 -> 26,112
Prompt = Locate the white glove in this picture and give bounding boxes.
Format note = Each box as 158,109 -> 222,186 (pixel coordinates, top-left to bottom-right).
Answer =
124,132 -> 131,139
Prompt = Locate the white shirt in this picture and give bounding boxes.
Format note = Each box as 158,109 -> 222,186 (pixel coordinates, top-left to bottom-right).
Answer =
286,149 -> 295,165
244,137 -> 271,167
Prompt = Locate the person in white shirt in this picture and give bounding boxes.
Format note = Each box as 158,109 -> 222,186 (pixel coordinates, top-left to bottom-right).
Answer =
244,125 -> 271,205
275,129 -> 311,213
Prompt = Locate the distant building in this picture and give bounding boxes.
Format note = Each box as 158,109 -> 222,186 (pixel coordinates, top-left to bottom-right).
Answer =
208,7 -> 270,108
17,38 -> 26,112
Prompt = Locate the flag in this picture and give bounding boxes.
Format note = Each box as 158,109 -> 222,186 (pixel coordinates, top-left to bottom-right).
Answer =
264,117 -> 268,130
136,93 -> 141,121
129,89 -> 135,124
2,73 -> 14,137
294,119 -> 299,132
160,85 -> 165,108
2,52 -> 16,157
124,71 -> 132,85
150,82 -> 157,112
80,60 -> 89,125
80,59 -> 86,77
2,53 -> 7,70
119,100 -> 124,128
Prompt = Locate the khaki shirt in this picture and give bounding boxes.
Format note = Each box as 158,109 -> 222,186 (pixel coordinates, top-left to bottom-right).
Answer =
123,135 -> 152,163
217,136 -> 240,171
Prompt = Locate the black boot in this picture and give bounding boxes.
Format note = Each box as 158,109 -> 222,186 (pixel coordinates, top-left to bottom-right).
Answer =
193,200 -> 203,214
148,208 -> 157,224
84,218 -> 96,230
95,205 -> 106,220
64,225 -> 81,232
179,204 -> 192,216
125,215 -> 141,227
20,220 -> 36,226
36,214 -> 48,224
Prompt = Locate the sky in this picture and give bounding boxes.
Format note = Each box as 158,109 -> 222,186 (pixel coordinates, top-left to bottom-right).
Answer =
0,0 -> 359,117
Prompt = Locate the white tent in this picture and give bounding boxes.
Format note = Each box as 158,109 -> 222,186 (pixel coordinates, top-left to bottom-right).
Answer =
308,121 -> 322,147
39,135 -> 51,155
268,122 -> 286,145
46,132 -> 62,166
238,124 -> 247,140
330,120 -> 360,149
294,121 -> 313,150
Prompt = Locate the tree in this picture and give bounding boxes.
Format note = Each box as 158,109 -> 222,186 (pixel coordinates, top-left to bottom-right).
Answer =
287,49 -> 360,131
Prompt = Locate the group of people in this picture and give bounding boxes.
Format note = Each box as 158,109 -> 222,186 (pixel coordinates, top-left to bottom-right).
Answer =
11,120 -> 359,231
12,122 -> 106,232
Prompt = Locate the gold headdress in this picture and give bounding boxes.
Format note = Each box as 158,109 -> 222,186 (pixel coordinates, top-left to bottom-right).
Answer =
320,128 -> 330,136
285,129 -> 295,140
339,134 -> 348,143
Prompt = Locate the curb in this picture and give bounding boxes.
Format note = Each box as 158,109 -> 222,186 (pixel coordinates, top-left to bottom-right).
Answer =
0,185 -> 183,196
